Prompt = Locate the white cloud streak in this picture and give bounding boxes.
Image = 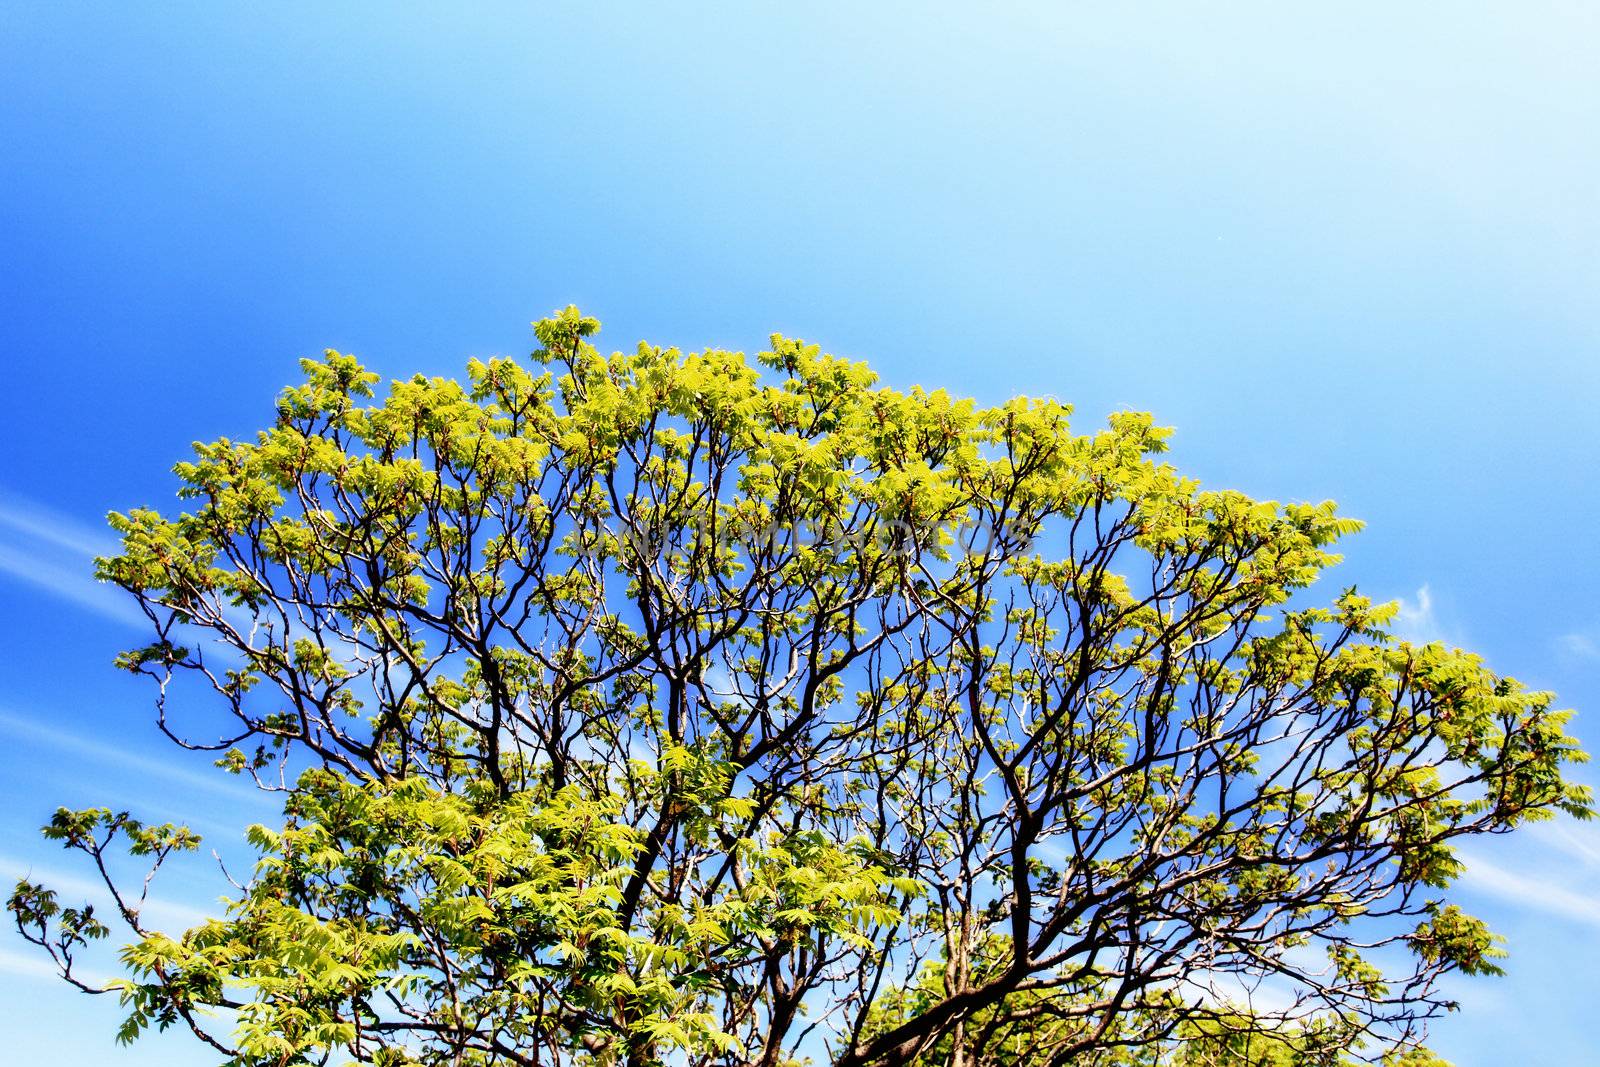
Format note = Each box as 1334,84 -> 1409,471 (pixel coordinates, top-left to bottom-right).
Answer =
1530,819 -> 1600,869
0,852 -> 217,934
1459,849 -> 1600,930
1557,631 -> 1600,661
0,490 -> 143,627
1390,584 -> 1451,646
0,494 -> 119,559
0,709 -> 273,805
0,946 -> 72,983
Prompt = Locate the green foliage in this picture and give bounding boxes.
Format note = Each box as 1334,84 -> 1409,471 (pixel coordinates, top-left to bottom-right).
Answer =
11,308 -> 1588,1066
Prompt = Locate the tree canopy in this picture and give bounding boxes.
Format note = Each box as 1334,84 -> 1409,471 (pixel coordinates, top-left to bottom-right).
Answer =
11,309 -> 1590,1067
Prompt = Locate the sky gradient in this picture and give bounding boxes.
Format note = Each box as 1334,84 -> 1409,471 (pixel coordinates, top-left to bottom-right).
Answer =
3,3 -> 1599,1062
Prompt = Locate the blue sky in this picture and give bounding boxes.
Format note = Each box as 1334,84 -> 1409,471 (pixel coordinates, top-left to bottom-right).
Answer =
2,3 -> 1599,1062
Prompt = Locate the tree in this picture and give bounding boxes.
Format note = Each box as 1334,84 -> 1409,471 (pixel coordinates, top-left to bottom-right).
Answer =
10,308 -> 1589,1067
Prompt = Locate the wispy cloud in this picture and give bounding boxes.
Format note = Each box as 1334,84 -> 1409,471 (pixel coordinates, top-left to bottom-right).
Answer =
1178,969 -> 1304,1019
0,709 -> 273,806
0,946 -> 72,983
0,490 -> 275,669
1557,630 -> 1600,661
0,551 -> 146,627
1390,584 -> 1454,646
1459,849 -> 1600,930
0,852 -> 217,934
1530,819 -> 1600,869
0,490 -> 142,627
0,494 -> 119,559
